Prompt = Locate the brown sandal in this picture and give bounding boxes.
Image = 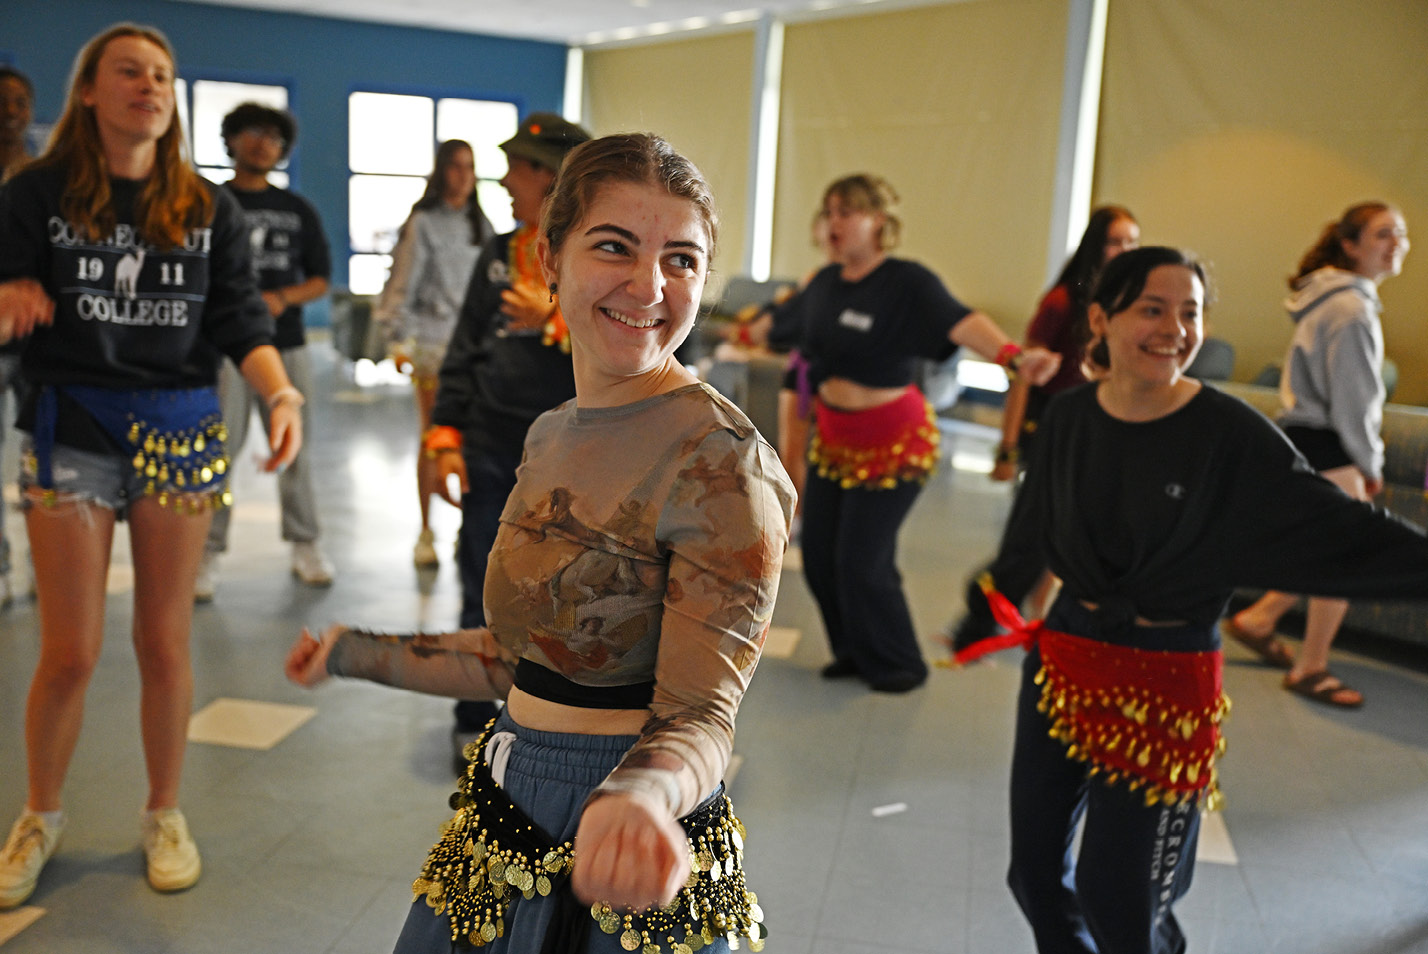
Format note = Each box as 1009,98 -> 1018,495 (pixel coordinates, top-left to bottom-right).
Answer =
1283,669 -> 1364,708
1220,617 -> 1294,670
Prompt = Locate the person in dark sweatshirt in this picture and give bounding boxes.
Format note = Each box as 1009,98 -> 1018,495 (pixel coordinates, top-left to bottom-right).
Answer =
957,246 -> 1428,954
420,113 -> 591,763
0,23 -> 301,907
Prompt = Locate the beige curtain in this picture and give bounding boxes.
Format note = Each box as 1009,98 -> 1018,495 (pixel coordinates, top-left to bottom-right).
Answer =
776,0 -> 1068,326
1096,0 -> 1428,402
584,32 -> 756,283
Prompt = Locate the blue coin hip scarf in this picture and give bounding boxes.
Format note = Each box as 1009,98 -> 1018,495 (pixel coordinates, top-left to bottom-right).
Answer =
34,384 -> 231,510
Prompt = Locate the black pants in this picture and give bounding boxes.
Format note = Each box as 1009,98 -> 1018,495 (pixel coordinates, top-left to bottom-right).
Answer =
1007,606 -> 1203,954
801,469 -> 926,684
452,444 -> 522,732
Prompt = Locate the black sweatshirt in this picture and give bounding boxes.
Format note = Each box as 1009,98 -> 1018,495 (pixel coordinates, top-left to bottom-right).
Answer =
1005,383 -> 1428,630
431,230 -> 576,458
0,162 -> 273,447
792,258 -> 970,389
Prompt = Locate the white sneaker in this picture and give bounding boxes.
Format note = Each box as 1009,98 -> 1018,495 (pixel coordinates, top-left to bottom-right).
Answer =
413,528 -> 439,568
194,552 -> 218,603
142,808 -> 201,893
291,542 -> 335,586
0,811 -> 65,909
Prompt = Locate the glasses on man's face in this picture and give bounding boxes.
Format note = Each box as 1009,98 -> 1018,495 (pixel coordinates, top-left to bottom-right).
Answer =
241,127 -> 287,149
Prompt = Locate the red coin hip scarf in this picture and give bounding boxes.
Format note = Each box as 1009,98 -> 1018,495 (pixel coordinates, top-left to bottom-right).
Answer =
960,586 -> 1230,810
808,386 -> 939,489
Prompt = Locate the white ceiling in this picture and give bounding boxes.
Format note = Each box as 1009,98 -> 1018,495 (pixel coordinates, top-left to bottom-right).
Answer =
165,0 -> 936,47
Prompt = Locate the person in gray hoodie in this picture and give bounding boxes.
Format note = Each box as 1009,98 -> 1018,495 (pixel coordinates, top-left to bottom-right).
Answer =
1222,201 -> 1410,706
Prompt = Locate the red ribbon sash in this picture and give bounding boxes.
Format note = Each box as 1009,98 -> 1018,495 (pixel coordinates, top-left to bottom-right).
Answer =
955,585 -> 1229,808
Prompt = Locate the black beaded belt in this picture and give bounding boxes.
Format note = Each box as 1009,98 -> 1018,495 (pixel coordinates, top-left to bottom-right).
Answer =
412,723 -> 768,953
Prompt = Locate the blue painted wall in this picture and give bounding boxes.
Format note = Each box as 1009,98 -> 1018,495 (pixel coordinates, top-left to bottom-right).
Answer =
0,0 -> 568,318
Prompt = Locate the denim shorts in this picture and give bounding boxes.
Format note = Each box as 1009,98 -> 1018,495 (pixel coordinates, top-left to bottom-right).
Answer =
19,436 -> 149,519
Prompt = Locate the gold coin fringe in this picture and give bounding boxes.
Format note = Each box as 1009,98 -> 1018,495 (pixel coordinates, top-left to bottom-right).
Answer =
413,731 -> 766,951
589,806 -> 766,953
807,417 -> 939,489
1035,663 -> 1230,812
124,413 -> 232,511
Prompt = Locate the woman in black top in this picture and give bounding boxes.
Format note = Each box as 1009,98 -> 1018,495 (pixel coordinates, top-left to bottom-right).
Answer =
0,23 -> 301,908
968,247 -> 1428,954
790,173 -> 1058,692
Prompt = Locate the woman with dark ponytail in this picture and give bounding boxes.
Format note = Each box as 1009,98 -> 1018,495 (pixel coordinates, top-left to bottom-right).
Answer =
957,246 -> 1428,953
945,206 -> 1138,653
1221,202 -> 1410,706
991,205 -> 1139,481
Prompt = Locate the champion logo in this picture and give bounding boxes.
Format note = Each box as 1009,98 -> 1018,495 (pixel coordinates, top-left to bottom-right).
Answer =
1165,483 -> 1187,499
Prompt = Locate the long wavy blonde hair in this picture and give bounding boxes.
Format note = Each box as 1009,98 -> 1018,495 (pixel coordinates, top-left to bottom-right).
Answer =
35,22 -> 212,248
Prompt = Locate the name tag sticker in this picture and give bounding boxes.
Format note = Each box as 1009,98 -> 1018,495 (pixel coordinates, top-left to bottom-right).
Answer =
838,308 -> 873,332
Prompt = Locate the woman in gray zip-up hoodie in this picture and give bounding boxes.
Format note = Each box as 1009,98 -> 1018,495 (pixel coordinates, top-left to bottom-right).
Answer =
1223,202 -> 1410,706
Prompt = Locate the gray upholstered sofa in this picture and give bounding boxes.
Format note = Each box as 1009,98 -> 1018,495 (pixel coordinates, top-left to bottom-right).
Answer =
1216,381 -> 1428,649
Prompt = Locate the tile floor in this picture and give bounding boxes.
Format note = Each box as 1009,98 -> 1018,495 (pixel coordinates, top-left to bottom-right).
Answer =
3,343 -> 1428,953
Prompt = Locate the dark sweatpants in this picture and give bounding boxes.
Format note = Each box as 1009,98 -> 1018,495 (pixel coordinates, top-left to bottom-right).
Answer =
1007,606 -> 1205,954
801,469 -> 927,685
452,444 -> 522,731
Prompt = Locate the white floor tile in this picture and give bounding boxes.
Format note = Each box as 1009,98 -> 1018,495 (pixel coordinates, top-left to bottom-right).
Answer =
781,545 -> 802,573
1197,809 -> 1239,866
763,625 -> 800,659
187,698 -> 316,750
0,907 -> 44,945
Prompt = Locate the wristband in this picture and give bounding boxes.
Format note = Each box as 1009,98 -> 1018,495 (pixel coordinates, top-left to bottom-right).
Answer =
265,385 -> 305,410
422,425 -> 463,460
994,445 -> 1020,466
995,342 -> 1024,373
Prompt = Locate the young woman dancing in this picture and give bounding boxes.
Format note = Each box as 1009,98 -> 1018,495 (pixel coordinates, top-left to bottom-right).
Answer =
287,133 -> 794,953
0,22 -> 301,907
956,246 -> 1428,953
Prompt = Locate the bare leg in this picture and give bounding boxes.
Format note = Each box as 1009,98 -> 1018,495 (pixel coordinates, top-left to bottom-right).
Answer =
776,389 -> 809,516
128,497 -> 212,811
23,496 -> 116,812
1283,465 -> 1368,704
414,378 -> 439,532
1229,590 -> 1299,638
1294,597 -> 1351,679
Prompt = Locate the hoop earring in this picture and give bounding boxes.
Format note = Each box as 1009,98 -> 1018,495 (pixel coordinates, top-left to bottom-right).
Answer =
548,283 -> 558,303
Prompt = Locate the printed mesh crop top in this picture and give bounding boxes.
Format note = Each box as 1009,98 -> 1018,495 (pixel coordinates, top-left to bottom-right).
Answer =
328,383 -> 795,819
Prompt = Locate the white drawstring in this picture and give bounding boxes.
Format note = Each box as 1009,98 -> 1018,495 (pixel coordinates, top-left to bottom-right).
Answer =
485,730 -> 517,787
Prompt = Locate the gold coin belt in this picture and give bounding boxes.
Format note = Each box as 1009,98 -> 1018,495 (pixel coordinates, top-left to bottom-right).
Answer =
1035,658 -> 1230,812
412,727 -> 767,952
808,401 -> 940,490
125,414 -> 231,511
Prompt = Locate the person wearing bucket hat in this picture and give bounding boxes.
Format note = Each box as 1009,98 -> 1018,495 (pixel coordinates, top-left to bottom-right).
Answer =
422,112 -> 591,766
498,112 -> 589,172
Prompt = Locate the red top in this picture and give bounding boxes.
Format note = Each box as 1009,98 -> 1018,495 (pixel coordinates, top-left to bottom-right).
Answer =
1025,284 -> 1087,395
